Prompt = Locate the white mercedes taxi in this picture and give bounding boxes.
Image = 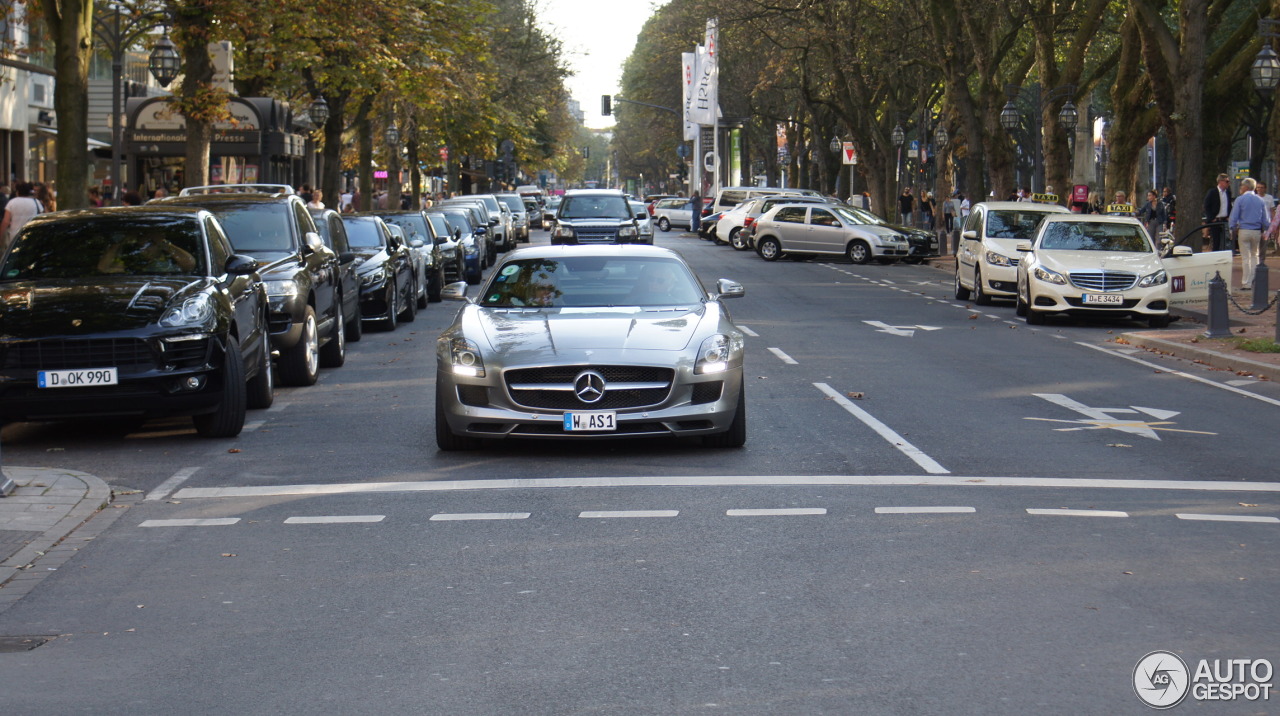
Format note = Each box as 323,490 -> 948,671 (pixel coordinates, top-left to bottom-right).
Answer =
1014,214 -> 1191,328
955,200 -> 1070,304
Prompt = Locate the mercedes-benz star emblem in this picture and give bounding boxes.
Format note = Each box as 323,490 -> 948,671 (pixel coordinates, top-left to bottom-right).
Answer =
574,370 -> 606,404
71,319 -> 82,327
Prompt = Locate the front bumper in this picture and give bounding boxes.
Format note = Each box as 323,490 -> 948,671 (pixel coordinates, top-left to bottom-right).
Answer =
1028,280 -> 1170,317
438,364 -> 743,440
266,294 -> 307,350
981,262 -> 1020,296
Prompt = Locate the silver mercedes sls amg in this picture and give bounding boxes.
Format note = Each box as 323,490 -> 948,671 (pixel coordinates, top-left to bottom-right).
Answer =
434,244 -> 746,449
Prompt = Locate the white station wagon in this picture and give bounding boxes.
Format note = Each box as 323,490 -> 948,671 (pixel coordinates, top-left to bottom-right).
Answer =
1015,214 -> 1192,328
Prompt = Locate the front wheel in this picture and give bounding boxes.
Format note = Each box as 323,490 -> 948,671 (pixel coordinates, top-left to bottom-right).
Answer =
428,268 -> 444,302
847,240 -> 871,265
399,278 -> 417,322
729,228 -> 749,251
278,306 -> 319,386
319,301 -> 346,368
954,270 -> 972,300
1148,313 -> 1171,328
658,217 -> 671,231
973,268 -> 992,306
757,237 -> 782,262
345,301 -> 363,342
245,325 -> 274,410
703,382 -> 746,448
193,337 -> 246,438
1015,288 -> 1029,317
382,283 -> 399,331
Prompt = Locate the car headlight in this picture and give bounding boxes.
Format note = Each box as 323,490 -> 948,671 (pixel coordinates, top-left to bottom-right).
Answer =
159,294 -> 215,328
618,225 -> 638,239
263,279 -> 299,297
552,225 -> 575,239
1033,265 -> 1067,285
360,267 -> 387,286
443,337 -> 485,377
985,251 -> 1013,267
1138,269 -> 1168,287
463,243 -> 478,257
696,333 -> 744,375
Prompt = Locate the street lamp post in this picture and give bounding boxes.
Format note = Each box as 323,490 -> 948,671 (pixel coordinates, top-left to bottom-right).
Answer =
92,4 -> 170,202
1248,19 -> 1280,301
891,121 -> 905,210
1000,83 -> 1078,194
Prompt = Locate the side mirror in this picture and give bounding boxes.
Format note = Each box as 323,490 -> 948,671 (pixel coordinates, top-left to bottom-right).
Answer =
1015,241 -> 1033,253
636,212 -> 647,221
303,231 -> 325,254
489,217 -> 499,226
475,227 -> 488,236
338,252 -> 357,264
225,254 -> 259,276
441,281 -> 470,301
410,238 -> 425,249
1171,245 -> 1194,257
962,230 -> 978,240
713,278 -> 745,299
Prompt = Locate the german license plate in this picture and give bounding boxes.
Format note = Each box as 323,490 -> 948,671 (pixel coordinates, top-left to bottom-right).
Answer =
38,368 -> 118,388
1082,293 -> 1124,305
563,411 -> 616,431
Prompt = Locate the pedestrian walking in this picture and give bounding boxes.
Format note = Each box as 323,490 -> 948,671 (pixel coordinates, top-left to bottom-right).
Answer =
1203,173 -> 1233,252
1229,177 -> 1269,289
958,192 -> 970,223
35,182 -> 55,212
920,191 -> 935,230
0,182 -> 43,250
1256,181 -> 1276,214
943,194 -> 956,233
1160,187 -> 1177,230
690,191 -> 701,235
898,188 -> 914,226
1137,190 -> 1168,242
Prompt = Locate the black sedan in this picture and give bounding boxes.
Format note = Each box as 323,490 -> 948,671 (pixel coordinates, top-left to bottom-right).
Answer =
0,207 -> 273,437
340,215 -> 417,330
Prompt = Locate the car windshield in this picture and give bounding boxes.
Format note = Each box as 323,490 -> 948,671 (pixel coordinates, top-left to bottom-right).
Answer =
202,204 -> 294,253
559,195 -> 632,220
480,256 -> 703,308
1039,222 -> 1154,252
381,215 -> 430,244
342,220 -> 386,249
441,211 -> 472,234
831,206 -> 880,225
1,216 -> 206,279
986,210 -> 1055,239
497,196 -> 525,212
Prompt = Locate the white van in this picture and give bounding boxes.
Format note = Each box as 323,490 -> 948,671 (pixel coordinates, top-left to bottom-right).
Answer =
709,186 -> 817,217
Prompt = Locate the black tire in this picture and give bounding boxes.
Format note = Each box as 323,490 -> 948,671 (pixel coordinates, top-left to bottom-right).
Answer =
1015,288 -> 1029,317
703,381 -> 746,448
193,337 -> 246,438
278,306 -> 320,386
465,264 -> 482,285
973,268 -> 992,306
757,237 -> 782,261
245,326 -> 274,410
847,240 -> 872,264
1025,296 -> 1046,325
729,228 -> 750,251
416,273 -> 429,308
954,270 -> 971,300
435,379 -> 481,450
658,217 -> 671,231
382,283 -> 399,331
400,279 -> 417,322
319,300 -> 346,368
428,267 -> 443,302
345,301 -> 363,342
1148,313 -> 1171,329
902,256 -> 923,265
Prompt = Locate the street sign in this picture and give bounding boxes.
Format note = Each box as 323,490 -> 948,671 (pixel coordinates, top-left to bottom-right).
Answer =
439,146 -> 449,163
908,140 -> 919,159
842,142 -> 856,165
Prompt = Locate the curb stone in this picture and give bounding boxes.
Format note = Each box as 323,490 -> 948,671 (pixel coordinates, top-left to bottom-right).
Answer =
0,467 -> 112,588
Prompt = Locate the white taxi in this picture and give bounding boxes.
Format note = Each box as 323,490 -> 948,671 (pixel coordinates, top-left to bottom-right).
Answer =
1015,214 -> 1192,328
955,201 -> 1070,304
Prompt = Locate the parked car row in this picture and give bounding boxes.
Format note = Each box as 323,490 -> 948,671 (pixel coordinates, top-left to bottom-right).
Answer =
0,184 -> 495,439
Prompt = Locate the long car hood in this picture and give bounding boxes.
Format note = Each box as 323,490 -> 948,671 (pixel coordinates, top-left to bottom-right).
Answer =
0,277 -> 203,338
352,248 -> 390,273
1039,250 -> 1161,274
473,306 -> 705,363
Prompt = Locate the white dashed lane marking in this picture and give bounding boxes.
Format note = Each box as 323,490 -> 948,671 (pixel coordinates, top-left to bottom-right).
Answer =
428,512 -> 531,521
735,325 -> 759,337
1026,509 -> 1129,518
283,515 -> 385,524
767,347 -> 798,364
579,510 -> 679,519
727,508 -> 827,517
876,506 -> 976,514
140,518 -> 240,528
1176,514 -> 1280,524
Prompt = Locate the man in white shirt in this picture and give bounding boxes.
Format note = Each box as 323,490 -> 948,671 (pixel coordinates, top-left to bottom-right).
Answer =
0,182 -> 42,248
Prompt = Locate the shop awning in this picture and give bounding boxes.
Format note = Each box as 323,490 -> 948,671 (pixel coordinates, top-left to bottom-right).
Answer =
36,127 -> 111,149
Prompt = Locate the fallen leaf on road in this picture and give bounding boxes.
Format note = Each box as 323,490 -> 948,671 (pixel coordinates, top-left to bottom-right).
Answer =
227,448 -> 241,453
221,553 -> 237,557
968,314 -> 978,320
1107,443 -> 1133,448
1239,503 -> 1258,507
846,391 -> 864,399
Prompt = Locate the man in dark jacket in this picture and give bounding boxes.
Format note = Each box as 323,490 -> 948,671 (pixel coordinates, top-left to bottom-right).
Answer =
1202,173 -> 1233,252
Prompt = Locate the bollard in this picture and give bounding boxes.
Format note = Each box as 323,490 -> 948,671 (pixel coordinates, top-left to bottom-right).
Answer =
0,438 -> 12,497
1251,263 -> 1270,311
1204,271 -> 1233,338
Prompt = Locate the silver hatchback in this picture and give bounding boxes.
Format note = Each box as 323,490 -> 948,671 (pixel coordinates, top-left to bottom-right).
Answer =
435,245 -> 747,449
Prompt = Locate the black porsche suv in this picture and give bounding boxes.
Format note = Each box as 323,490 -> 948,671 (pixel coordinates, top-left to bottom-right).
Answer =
155,190 -> 349,386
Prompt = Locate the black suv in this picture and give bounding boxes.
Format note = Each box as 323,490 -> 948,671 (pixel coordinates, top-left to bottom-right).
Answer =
551,189 -> 643,245
156,190 -> 345,386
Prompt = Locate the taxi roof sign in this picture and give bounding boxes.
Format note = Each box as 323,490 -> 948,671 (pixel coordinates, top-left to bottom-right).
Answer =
1031,193 -> 1059,204
1106,203 -> 1134,214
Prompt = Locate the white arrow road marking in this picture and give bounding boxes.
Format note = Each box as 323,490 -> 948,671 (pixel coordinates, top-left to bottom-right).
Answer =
1227,379 -> 1259,387
864,321 -> 915,337
1028,393 -> 1216,440
915,325 -> 942,331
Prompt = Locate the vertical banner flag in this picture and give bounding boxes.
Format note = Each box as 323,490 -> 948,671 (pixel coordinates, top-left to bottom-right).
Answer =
690,19 -> 718,127
682,52 -> 698,141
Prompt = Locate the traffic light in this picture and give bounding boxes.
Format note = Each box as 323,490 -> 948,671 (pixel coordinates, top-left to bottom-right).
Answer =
601,95 -> 612,116
583,146 -> 590,159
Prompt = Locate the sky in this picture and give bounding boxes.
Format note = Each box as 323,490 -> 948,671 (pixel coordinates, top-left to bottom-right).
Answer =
537,0 -> 661,129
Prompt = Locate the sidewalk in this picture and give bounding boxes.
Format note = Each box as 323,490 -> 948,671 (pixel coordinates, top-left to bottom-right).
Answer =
0,467 -> 112,608
925,253 -> 1280,382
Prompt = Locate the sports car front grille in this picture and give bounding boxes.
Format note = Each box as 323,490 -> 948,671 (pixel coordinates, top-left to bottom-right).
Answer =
2,338 -> 155,371
504,365 -> 675,410
1069,270 -> 1137,292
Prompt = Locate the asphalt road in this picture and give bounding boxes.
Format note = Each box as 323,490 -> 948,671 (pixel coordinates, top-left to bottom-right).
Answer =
2,227 -> 1277,714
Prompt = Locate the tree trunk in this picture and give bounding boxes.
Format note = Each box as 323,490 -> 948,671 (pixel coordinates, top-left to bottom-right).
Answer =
173,0 -> 218,188
354,97 -> 373,211
408,139 -> 421,208
42,0 -> 93,210
386,138 -> 402,209
320,92 -> 347,208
